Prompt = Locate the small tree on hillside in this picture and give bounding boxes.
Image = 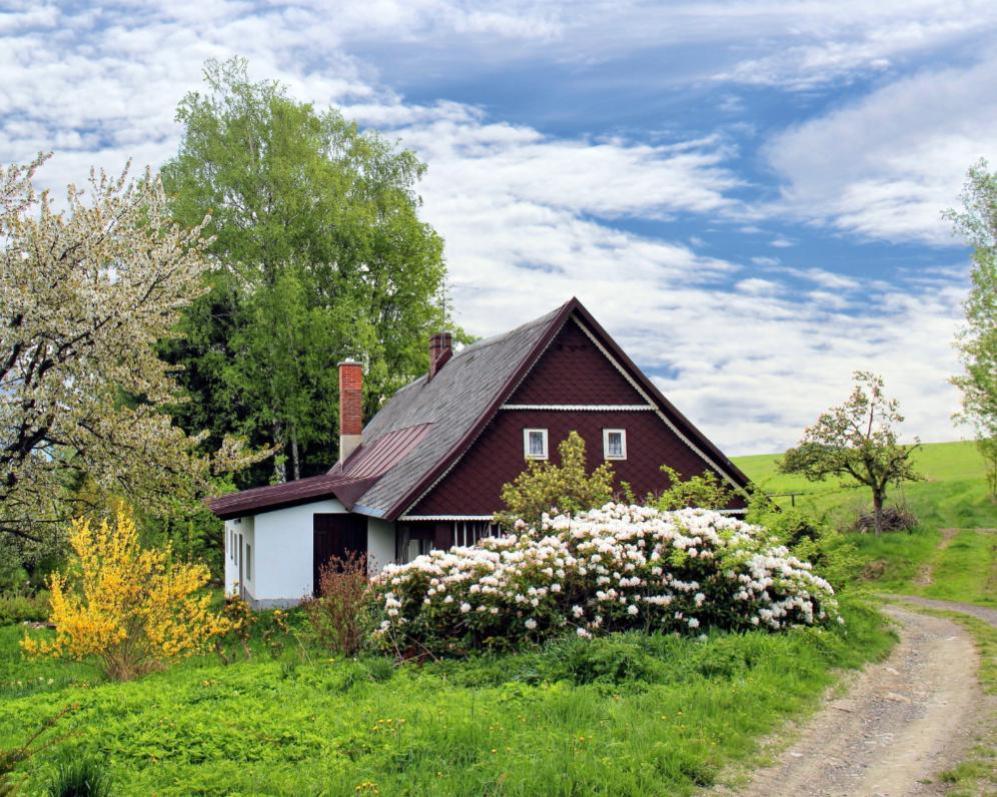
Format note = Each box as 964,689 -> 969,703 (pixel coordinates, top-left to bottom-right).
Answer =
780,372 -> 921,536
495,432 -> 616,530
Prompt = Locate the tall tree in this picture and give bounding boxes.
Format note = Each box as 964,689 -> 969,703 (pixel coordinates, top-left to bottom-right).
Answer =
0,155 -> 256,557
944,159 -> 997,497
780,372 -> 921,535
160,58 -> 450,484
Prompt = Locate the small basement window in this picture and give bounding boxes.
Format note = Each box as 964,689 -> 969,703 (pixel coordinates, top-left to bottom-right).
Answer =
603,429 -> 627,460
523,428 -> 549,459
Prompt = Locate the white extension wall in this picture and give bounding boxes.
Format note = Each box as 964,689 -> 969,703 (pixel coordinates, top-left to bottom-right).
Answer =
225,501 -> 396,608
366,517 -> 395,576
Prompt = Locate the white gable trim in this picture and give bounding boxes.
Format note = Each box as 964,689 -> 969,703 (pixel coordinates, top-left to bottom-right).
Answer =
399,514 -> 495,522
570,317 -> 743,492
501,404 -> 654,411
399,311 -> 744,517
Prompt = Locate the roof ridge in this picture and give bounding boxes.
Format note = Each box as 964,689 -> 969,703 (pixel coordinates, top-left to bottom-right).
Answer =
449,301 -> 567,359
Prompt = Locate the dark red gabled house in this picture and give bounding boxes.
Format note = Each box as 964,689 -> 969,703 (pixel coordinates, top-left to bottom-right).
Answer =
209,298 -> 750,607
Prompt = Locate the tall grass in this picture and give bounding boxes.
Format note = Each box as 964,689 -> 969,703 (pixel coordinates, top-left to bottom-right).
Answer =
0,598 -> 891,796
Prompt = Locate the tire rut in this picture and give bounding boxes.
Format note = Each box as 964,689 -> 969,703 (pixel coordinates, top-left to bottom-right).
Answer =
724,605 -> 987,797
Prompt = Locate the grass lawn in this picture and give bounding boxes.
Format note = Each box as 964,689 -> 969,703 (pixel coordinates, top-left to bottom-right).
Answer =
4,440 -> 988,795
1,597 -> 891,796
733,440 -> 996,604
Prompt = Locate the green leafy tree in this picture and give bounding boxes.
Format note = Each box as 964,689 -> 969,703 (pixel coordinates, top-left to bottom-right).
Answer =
944,159 -> 997,497
780,372 -> 921,536
160,57 -> 450,484
495,432 -> 616,530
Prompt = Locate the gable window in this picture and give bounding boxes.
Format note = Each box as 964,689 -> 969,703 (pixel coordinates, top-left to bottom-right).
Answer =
523,428 -> 549,459
603,429 -> 627,460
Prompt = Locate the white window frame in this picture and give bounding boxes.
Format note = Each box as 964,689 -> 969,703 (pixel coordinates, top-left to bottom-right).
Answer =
603,428 -> 627,460
523,428 -> 549,460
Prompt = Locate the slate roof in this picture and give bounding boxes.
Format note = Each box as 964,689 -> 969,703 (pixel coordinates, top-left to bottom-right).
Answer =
209,301 -> 568,520
208,297 -> 752,522
345,303 -> 565,517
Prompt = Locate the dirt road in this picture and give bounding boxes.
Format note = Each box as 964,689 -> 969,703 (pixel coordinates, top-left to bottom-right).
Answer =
730,604 -> 990,796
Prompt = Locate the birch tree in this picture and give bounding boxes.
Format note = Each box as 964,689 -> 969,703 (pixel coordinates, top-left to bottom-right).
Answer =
945,159 -> 997,496
160,58 -> 449,484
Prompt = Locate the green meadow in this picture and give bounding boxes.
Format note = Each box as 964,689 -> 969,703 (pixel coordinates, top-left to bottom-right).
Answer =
733,440 -> 995,605
1,599 -> 890,796
2,439 -> 993,796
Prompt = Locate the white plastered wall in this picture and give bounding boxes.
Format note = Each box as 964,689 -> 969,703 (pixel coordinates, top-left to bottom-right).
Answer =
225,500 -> 397,608
366,517 -> 395,575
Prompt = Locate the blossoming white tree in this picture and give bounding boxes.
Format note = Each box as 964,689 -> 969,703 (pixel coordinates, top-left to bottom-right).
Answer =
0,155 -> 260,554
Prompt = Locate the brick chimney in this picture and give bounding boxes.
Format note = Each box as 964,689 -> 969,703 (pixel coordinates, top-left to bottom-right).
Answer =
338,359 -> 363,463
428,332 -> 453,380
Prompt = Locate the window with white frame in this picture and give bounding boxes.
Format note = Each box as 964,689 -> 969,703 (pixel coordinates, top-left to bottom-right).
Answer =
603,429 -> 627,460
523,428 -> 549,459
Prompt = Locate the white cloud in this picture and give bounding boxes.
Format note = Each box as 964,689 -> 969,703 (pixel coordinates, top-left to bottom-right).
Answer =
711,2 -> 997,89
766,56 -> 997,243
0,0 -> 973,454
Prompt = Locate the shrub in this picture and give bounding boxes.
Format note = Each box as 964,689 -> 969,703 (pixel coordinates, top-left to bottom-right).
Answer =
0,591 -> 49,626
746,494 -> 861,588
21,506 -> 234,680
495,432 -> 615,530
302,552 -> 370,656
852,502 -> 918,533
371,504 -> 838,656
44,755 -> 111,797
655,466 -> 736,511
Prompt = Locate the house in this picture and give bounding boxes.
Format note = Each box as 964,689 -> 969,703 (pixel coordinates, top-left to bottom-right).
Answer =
209,298 -> 751,607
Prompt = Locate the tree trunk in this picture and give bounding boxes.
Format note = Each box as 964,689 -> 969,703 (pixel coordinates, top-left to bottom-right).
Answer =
291,426 -> 300,481
273,420 -> 287,483
872,489 -> 884,537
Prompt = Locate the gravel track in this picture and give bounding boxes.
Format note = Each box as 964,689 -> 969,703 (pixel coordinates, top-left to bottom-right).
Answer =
727,604 -> 990,796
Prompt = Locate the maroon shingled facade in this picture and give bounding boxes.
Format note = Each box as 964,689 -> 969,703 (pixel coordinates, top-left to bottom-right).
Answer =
409,320 -> 743,516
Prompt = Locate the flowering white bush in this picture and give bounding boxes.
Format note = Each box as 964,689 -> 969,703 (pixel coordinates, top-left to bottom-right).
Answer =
370,504 -> 837,655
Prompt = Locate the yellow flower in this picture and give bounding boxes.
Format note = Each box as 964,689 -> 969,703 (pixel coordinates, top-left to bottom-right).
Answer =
20,505 -> 233,680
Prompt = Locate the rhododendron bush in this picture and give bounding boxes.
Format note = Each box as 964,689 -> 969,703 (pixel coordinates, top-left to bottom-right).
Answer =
371,504 -> 837,655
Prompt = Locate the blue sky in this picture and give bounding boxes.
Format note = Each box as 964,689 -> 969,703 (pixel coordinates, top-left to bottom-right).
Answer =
3,1 -> 995,453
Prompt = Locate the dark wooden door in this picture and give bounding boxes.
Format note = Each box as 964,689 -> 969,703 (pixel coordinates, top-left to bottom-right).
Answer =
313,514 -> 367,596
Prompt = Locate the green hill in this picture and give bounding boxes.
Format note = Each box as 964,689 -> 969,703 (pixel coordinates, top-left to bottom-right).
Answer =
734,440 -> 996,606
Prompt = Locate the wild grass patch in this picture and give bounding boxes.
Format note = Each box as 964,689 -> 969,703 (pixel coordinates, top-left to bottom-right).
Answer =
0,596 -> 891,796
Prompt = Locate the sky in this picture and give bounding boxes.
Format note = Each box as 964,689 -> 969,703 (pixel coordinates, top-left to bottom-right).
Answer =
2,0 -> 995,454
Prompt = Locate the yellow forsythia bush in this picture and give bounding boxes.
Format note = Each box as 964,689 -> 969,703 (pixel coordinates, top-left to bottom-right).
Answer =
21,506 -> 233,680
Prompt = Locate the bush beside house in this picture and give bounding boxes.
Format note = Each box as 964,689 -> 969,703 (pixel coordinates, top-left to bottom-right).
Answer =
371,504 -> 837,656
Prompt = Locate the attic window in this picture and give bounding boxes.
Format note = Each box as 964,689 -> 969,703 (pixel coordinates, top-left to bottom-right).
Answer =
603,429 -> 627,460
524,428 -> 548,460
